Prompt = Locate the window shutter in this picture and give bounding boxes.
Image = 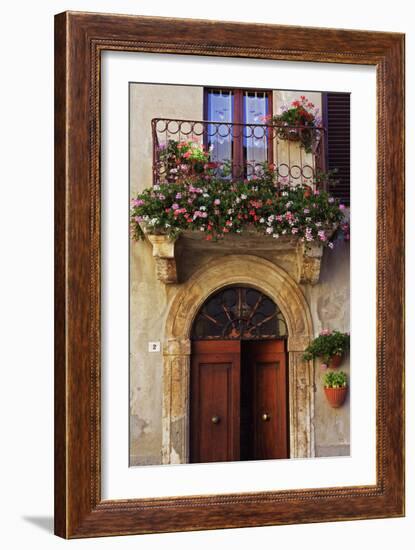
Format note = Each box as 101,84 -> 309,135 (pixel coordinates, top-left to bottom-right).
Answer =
323,93 -> 350,205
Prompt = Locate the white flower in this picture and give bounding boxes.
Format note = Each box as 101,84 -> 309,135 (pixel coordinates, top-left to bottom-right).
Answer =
241,194 -> 247,200
203,193 -> 210,198
200,206 -> 206,211
266,227 -> 274,234
153,185 -> 160,191
235,197 -> 241,203
272,233 -> 280,239
259,218 -> 265,224
200,227 -> 205,231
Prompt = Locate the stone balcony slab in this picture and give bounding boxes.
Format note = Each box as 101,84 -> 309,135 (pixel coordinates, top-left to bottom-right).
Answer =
143,227 -> 328,286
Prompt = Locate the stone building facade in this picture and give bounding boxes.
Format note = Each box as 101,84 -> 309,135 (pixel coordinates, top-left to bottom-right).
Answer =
129,83 -> 350,466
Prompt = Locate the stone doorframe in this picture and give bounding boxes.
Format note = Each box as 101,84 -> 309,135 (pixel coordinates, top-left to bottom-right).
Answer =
162,255 -> 314,464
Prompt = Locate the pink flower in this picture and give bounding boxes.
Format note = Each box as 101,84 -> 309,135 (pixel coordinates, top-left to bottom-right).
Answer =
172,203 -> 179,210
214,199 -> 221,205
131,198 -> 144,207
173,208 -> 187,216
339,204 -> 346,210
320,329 -> 332,336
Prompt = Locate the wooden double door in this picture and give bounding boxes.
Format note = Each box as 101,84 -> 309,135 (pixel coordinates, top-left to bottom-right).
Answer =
190,339 -> 288,463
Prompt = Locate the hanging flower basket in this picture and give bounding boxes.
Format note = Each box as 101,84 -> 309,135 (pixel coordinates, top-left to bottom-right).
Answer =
270,96 -> 322,154
323,371 -> 348,408
328,354 -> 343,368
277,126 -> 303,142
303,330 -> 350,365
324,387 -> 348,408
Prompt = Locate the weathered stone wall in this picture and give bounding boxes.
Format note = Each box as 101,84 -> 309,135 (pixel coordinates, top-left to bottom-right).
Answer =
129,84 -> 350,466
304,239 -> 350,457
129,84 -> 203,464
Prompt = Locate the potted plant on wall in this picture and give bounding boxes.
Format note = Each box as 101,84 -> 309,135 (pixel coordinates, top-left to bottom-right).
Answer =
269,96 -> 322,153
302,329 -> 350,368
323,371 -> 348,408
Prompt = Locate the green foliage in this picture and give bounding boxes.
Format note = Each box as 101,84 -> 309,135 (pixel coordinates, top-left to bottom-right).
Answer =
303,330 -> 350,363
271,96 -> 321,153
159,140 -> 211,182
323,370 -> 347,388
130,164 -> 346,245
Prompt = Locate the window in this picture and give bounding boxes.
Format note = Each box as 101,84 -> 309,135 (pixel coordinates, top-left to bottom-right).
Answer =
204,88 -> 272,178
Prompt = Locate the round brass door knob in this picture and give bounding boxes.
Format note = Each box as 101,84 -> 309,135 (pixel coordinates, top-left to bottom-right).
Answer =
262,413 -> 271,421
211,415 -> 220,424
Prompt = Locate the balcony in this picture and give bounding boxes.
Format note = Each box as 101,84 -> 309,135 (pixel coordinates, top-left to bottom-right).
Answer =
152,117 -> 326,189
136,118 -> 337,286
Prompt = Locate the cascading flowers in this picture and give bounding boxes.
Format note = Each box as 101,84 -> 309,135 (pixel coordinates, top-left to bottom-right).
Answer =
130,166 -> 348,246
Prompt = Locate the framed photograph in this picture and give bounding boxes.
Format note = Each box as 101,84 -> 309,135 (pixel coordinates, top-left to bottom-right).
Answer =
54,11 -> 405,538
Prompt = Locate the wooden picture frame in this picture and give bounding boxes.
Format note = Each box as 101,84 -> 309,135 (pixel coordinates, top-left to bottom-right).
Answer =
54,11 -> 405,538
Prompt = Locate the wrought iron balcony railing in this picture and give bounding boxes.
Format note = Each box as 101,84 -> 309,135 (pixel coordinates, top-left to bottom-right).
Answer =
152,118 -> 327,188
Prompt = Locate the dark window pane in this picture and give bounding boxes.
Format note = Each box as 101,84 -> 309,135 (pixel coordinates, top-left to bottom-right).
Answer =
192,286 -> 287,340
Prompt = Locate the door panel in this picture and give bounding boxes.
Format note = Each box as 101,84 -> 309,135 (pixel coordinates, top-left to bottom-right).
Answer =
244,340 -> 288,460
190,340 -> 240,463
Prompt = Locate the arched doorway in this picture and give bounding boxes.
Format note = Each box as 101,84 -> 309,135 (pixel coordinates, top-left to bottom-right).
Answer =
162,255 -> 314,464
190,286 -> 289,463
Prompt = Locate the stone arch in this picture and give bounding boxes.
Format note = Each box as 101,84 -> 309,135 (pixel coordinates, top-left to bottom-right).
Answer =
162,255 -> 314,463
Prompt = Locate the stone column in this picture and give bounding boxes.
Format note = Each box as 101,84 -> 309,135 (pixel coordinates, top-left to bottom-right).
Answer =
287,336 -> 315,458
161,338 -> 191,464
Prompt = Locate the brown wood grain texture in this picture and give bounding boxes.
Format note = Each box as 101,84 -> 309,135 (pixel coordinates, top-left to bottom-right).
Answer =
246,341 -> 288,460
191,340 -> 241,463
54,11 -> 405,538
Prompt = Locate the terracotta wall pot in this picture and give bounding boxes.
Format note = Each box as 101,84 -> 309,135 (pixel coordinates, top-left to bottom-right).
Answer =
324,386 -> 347,408
329,354 -> 343,368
